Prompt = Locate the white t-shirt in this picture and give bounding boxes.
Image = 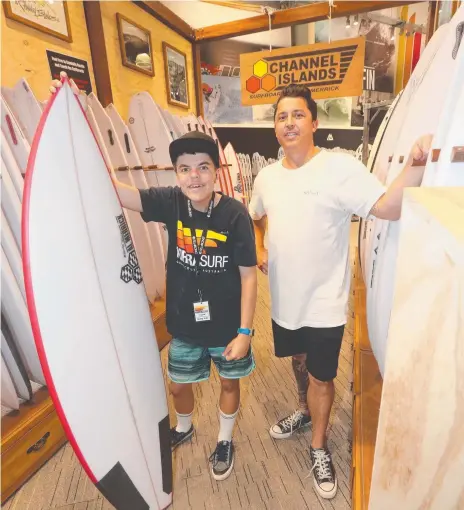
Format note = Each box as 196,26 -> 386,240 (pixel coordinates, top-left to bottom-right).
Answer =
249,149 -> 385,329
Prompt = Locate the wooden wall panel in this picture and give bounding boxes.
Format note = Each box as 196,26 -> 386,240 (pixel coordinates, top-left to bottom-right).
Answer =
1,1 -> 96,102
100,1 -> 196,121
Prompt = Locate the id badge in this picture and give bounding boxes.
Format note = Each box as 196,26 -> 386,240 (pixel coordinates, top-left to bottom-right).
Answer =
193,301 -> 211,322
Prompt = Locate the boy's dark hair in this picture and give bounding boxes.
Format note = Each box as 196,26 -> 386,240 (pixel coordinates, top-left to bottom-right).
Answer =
169,131 -> 220,170
274,84 -> 318,121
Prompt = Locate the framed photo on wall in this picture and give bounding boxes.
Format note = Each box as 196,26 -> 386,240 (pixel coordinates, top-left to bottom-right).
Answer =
116,13 -> 154,77
2,0 -> 72,42
163,42 -> 190,109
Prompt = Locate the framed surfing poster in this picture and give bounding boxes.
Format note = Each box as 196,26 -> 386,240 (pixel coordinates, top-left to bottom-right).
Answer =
163,42 -> 190,109
116,13 -> 155,77
2,0 -> 72,42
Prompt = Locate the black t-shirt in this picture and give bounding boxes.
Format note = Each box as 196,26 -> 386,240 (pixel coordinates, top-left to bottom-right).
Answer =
139,186 -> 257,347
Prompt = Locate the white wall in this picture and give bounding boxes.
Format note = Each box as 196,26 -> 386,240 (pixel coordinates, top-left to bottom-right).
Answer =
162,1 -> 292,46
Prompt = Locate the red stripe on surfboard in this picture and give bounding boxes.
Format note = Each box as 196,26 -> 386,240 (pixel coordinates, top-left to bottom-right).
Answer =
411,32 -> 422,73
228,144 -> 247,205
5,115 -> 18,145
207,121 -> 235,198
200,119 -> 228,194
22,79 -> 99,486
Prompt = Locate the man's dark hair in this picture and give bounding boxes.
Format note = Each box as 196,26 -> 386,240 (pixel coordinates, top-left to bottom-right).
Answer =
274,84 -> 318,121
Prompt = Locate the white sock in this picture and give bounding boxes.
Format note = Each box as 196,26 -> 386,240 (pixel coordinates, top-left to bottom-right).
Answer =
175,411 -> 193,433
218,408 -> 239,443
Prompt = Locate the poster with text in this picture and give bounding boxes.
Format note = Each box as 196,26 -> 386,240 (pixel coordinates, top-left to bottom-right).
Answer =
47,50 -> 92,94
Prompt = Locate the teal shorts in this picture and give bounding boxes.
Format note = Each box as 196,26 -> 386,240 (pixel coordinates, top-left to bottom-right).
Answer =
167,337 -> 256,384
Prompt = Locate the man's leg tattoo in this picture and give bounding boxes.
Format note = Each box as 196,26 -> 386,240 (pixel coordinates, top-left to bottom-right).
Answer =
292,355 -> 309,415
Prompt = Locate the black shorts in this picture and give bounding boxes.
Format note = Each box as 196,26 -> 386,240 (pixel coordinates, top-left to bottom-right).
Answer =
272,320 -> 345,382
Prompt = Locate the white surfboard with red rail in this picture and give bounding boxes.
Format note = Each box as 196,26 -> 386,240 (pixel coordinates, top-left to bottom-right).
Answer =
22,80 -> 172,509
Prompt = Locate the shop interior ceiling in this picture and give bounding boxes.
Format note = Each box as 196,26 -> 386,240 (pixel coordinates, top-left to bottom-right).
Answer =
157,0 -> 423,41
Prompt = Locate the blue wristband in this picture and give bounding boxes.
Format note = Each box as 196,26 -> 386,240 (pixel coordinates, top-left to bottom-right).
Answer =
237,327 -> 254,337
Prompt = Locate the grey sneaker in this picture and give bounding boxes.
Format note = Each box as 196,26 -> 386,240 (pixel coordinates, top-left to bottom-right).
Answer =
170,425 -> 194,451
308,446 -> 337,499
270,410 -> 311,439
209,440 -> 234,481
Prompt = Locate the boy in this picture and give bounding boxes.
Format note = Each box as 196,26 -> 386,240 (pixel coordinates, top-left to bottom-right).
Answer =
50,75 -> 258,481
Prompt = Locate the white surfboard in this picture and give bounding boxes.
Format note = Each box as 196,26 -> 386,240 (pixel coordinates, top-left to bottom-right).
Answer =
224,143 -> 246,205
128,93 -> 176,250
422,21 -> 464,187
87,102 -> 168,267
1,354 -> 20,410
2,209 -> 26,300
181,114 -> 200,133
87,93 -> 163,302
1,78 -> 42,144
358,91 -> 403,284
1,247 -> 44,385
159,109 -> 181,140
200,117 -> 234,197
195,116 -> 226,194
106,102 -> 168,275
127,94 -> 176,254
23,80 -> 171,509
367,10 -> 464,376
2,155 -> 22,251
2,323 -> 32,401
243,153 -> 253,197
364,22 -> 449,301
204,118 -> 235,197
1,93 -> 30,173
1,130 -> 24,201
171,114 -> 187,138
128,92 -> 177,187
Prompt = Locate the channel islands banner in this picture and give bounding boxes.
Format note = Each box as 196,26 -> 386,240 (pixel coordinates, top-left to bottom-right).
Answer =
240,37 -> 365,106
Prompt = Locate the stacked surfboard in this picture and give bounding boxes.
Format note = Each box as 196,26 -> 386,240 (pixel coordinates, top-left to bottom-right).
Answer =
361,6 -> 464,377
1,79 -> 46,416
369,11 -> 464,506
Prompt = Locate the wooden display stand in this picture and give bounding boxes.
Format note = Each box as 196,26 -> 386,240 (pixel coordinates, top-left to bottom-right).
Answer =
1,298 -> 170,504
151,295 -> 171,351
1,387 -> 67,504
351,257 -> 383,509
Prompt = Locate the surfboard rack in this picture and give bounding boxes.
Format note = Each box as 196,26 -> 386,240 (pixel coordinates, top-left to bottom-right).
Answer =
426,147 -> 464,163
115,164 -> 175,172
115,163 -> 232,172
451,146 -> 464,162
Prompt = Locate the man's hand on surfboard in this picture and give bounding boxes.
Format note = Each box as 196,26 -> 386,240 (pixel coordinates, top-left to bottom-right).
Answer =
407,134 -> 434,168
369,133 -> 435,220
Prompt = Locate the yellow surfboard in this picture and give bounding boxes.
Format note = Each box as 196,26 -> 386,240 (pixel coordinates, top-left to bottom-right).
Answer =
395,5 -> 408,95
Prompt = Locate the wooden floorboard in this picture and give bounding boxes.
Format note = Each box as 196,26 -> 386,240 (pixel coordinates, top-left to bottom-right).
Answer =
3,227 -> 359,510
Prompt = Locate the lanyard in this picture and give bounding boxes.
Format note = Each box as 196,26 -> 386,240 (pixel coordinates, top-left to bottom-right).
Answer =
187,193 -> 215,298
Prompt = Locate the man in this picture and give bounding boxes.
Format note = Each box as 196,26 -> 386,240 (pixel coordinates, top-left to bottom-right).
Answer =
50,74 -> 258,482
248,84 -> 431,499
